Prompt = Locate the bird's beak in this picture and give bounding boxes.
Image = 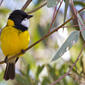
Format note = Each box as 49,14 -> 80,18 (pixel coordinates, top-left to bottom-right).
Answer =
27,15 -> 33,19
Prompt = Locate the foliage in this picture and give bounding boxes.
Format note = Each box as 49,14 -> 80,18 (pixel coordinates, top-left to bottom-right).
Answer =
0,0 -> 85,85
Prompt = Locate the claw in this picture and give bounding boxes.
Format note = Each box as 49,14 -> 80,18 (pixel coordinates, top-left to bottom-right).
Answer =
21,49 -> 25,54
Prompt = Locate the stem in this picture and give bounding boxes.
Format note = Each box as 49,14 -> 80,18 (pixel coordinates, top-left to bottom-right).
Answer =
48,0 -> 63,32
27,2 -> 47,14
21,0 -> 32,11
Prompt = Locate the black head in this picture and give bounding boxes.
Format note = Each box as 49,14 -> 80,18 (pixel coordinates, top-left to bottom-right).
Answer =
8,10 -> 33,25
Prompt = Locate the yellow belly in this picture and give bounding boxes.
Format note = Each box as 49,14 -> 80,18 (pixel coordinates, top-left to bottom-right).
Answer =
0,26 -> 30,57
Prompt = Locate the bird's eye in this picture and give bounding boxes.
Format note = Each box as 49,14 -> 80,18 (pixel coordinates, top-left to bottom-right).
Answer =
21,18 -> 29,27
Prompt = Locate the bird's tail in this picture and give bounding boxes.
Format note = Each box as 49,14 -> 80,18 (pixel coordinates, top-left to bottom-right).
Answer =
4,63 -> 15,80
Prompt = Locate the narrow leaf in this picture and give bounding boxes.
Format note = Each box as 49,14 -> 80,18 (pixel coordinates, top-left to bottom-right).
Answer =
64,0 -> 69,22
74,1 -> 85,7
47,0 -> 58,7
36,65 -> 44,79
51,30 -> 80,62
77,13 -> 85,40
16,74 -> 31,85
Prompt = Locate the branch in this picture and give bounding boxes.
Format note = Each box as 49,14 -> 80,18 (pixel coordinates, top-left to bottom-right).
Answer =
0,7 -> 85,64
62,24 -> 85,28
27,1 -> 47,14
48,0 -> 63,32
21,0 -> 32,11
50,43 -> 85,85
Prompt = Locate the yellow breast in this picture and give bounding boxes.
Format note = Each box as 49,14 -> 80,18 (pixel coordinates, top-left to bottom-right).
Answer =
0,26 -> 30,57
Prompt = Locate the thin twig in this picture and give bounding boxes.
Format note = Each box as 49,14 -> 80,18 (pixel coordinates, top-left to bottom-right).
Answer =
0,7 -> 85,64
50,43 -> 85,85
21,0 -> 32,11
70,0 -> 85,31
62,24 -> 85,29
48,5 -> 57,32
0,0 -> 3,6
27,1 -> 47,14
48,0 -> 63,32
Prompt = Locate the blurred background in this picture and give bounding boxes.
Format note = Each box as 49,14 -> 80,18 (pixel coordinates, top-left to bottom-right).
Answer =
0,0 -> 85,85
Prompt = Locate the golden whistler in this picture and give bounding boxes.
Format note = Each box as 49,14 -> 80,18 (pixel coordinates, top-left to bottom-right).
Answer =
0,10 -> 32,80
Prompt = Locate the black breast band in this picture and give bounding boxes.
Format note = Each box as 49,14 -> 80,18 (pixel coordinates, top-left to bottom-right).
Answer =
14,24 -> 28,32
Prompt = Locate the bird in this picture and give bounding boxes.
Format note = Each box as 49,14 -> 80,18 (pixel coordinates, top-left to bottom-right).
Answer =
0,10 -> 33,80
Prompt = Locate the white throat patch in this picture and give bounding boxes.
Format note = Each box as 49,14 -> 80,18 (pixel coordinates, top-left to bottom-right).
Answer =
21,18 -> 29,28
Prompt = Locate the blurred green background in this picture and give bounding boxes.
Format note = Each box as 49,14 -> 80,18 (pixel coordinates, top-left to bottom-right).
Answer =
0,0 -> 85,85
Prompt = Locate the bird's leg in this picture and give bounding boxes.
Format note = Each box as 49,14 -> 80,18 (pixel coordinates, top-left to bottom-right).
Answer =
15,49 -> 25,63
15,57 -> 19,63
6,49 -> 25,63
4,56 -> 8,63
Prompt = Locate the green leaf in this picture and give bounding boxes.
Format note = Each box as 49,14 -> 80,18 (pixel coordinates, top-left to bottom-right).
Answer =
74,1 -> 85,7
47,0 -> 58,7
77,13 -> 85,40
36,65 -> 44,79
51,30 -> 80,62
16,74 -> 31,85
42,77 -> 50,85
47,64 -> 57,80
64,0 -> 69,22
